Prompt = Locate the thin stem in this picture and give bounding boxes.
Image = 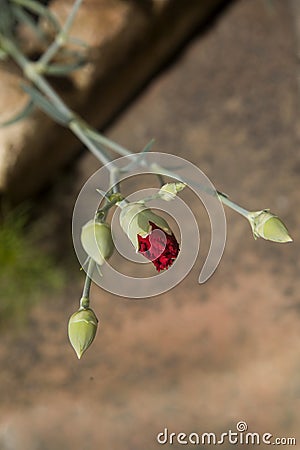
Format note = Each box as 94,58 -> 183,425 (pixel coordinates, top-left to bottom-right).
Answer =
28,70 -> 73,120
217,193 -> 249,218
39,0 -> 83,67
0,33 -> 119,170
150,163 -> 250,218
0,34 -> 28,67
11,0 -> 61,32
0,2 -> 252,223
11,4 -> 49,44
109,167 -> 120,194
0,31 -> 121,172
156,173 -> 165,187
86,128 -> 132,157
70,120 -> 113,166
80,258 -> 96,307
0,34 -> 73,120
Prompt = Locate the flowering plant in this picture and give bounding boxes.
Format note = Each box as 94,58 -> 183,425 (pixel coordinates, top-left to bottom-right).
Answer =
0,0 -> 293,358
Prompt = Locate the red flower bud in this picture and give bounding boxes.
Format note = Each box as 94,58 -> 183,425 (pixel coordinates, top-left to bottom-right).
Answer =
120,203 -> 180,271
137,221 -> 179,271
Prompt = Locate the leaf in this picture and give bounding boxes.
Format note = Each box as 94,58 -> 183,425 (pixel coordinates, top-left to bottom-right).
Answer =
21,84 -> 68,125
141,138 -> 155,154
119,139 -> 156,173
0,99 -> 34,127
68,36 -> 89,49
11,4 -> 49,44
11,0 -> 61,33
43,58 -> 86,76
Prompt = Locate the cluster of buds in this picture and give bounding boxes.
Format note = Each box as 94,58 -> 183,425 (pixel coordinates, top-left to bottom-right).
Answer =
68,218 -> 114,358
69,182 -> 293,359
68,184 -> 183,358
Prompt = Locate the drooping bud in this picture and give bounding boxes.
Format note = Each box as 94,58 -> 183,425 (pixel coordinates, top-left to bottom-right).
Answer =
68,306 -> 98,359
119,203 -> 179,271
247,210 -> 293,243
81,220 -> 114,265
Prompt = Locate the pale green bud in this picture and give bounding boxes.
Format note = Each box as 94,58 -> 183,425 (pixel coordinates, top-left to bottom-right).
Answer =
248,210 -> 293,243
119,203 -> 172,250
68,307 -> 98,359
158,182 -> 186,201
81,220 -> 114,265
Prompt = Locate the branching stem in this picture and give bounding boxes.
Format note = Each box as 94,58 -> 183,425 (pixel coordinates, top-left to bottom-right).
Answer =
0,6 -> 249,221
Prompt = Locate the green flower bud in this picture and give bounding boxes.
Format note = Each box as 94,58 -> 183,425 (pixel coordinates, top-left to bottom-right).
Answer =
119,203 -> 172,251
81,220 -> 114,265
68,307 -> 98,359
158,182 -> 186,201
248,210 -> 292,243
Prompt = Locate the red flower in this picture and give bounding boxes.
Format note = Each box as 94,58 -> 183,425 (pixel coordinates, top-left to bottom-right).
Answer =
137,221 -> 179,271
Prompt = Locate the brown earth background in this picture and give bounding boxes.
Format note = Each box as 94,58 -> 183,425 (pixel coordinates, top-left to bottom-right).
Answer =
0,0 -> 300,449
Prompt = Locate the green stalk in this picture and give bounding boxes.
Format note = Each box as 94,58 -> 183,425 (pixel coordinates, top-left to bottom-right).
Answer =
0,2 -> 251,221
38,0 -> 83,67
217,192 -> 249,218
80,258 -> 95,309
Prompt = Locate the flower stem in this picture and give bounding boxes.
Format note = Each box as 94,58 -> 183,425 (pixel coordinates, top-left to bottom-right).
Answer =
69,120 -> 112,167
80,258 -> 95,308
0,2 -> 252,223
217,192 -> 249,218
85,128 -> 132,157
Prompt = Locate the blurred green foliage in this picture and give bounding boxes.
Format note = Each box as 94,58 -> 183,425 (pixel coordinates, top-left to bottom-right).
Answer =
0,205 -> 64,330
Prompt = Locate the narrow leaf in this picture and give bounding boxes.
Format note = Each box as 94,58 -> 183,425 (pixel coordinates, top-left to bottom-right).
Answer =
120,139 -> 155,173
11,5 -> 49,44
0,99 -> 34,127
11,0 -> 61,33
21,84 -> 68,125
44,58 -> 86,76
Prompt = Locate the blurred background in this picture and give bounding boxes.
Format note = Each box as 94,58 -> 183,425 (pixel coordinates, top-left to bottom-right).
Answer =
0,0 -> 299,449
